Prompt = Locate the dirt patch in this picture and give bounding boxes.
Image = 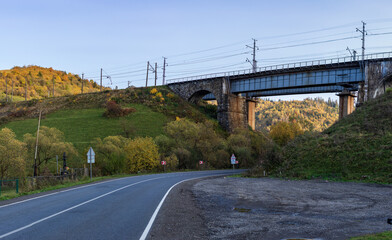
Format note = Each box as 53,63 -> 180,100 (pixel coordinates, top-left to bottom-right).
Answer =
147,179 -> 209,240
149,177 -> 392,240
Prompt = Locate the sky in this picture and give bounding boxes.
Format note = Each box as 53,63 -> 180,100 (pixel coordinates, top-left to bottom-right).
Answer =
1,0 -> 392,100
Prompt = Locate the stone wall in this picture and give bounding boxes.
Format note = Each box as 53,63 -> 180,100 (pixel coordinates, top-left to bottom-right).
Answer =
168,78 -> 249,132
365,61 -> 392,100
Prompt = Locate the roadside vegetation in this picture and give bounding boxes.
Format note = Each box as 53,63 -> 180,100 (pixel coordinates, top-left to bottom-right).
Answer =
249,89 -> 392,184
0,85 -> 273,197
349,231 -> 392,240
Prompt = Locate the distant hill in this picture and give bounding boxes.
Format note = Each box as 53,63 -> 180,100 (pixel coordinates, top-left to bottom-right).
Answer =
0,65 -> 102,101
256,98 -> 339,132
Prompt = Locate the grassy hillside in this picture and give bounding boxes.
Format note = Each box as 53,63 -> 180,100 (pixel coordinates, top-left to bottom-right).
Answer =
0,65 -> 102,101
277,90 -> 392,183
256,98 -> 338,132
0,86 -> 216,154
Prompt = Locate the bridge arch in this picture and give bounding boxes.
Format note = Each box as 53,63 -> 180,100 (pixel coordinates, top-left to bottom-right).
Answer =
168,78 -> 251,132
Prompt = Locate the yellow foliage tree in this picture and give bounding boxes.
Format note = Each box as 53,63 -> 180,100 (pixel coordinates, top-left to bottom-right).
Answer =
269,121 -> 304,146
125,137 -> 159,173
0,128 -> 26,179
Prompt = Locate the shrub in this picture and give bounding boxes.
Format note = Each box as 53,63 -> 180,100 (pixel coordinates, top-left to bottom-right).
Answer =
125,137 -> 159,173
93,136 -> 128,175
103,100 -> 135,118
269,121 -> 304,146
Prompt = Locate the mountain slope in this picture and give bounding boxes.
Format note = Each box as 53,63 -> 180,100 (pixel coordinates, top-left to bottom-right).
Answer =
278,90 -> 392,183
0,65 -> 101,101
256,98 -> 338,132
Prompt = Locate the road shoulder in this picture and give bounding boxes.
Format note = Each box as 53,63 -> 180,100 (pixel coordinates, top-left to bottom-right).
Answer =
147,178 -> 209,240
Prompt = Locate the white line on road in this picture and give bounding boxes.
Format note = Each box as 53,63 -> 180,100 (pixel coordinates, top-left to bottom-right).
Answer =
0,177 -> 126,209
0,176 -> 165,239
139,172 -> 236,240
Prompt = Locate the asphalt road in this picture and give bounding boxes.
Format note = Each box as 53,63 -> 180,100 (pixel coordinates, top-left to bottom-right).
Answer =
0,170 -> 243,240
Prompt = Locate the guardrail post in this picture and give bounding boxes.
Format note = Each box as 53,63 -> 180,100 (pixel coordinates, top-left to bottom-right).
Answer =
16,179 -> 19,194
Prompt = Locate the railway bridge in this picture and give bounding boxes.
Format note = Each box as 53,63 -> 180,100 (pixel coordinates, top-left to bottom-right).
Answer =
167,52 -> 392,131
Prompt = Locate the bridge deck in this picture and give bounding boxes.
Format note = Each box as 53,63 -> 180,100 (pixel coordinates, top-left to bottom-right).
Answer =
167,51 -> 392,98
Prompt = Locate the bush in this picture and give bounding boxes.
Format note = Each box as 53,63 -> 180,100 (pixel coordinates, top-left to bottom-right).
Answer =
125,137 -> 159,173
93,136 -> 128,175
269,121 -> 304,146
103,100 -> 135,118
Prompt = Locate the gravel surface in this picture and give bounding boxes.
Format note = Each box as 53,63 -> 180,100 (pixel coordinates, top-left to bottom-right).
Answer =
149,177 -> 392,240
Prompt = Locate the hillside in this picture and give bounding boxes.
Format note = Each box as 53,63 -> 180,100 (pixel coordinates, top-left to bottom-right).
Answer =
275,90 -> 392,183
0,87 -> 214,144
0,65 -> 102,101
256,98 -> 339,132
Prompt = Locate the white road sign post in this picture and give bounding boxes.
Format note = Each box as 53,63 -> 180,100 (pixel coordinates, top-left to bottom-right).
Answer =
231,154 -> 236,169
87,147 -> 95,180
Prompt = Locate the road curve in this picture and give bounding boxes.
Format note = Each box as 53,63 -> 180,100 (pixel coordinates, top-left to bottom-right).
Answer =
0,170 -> 243,240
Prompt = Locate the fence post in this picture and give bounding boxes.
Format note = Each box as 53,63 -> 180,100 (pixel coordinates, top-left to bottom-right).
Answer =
16,179 -> 19,194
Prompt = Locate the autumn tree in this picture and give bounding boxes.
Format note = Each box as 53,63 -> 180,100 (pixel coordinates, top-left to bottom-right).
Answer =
269,121 -> 304,146
23,126 -> 78,175
93,136 -> 128,175
0,128 -> 26,180
125,137 -> 159,173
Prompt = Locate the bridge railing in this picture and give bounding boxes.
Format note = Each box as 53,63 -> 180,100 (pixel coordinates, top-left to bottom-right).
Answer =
166,51 -> 392,84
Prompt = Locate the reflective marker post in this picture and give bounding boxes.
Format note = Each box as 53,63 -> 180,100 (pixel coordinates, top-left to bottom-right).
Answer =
231,154 -> 236,170
87,147 -> 95,180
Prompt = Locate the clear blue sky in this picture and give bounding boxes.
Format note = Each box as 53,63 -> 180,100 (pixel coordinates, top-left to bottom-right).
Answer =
1,0 -> 392,100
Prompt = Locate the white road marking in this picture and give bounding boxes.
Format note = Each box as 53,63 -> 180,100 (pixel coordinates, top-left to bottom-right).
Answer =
0,177 -> 127,209
0,176 -> 165,239
139,172 -> 235,240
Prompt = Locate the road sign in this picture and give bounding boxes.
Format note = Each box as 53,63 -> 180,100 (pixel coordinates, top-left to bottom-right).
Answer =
235,161 -> 238,164
87,147 -> 95,163
199,161 -> 204,165
231,154 -> 236,165
161,161 -> 167,165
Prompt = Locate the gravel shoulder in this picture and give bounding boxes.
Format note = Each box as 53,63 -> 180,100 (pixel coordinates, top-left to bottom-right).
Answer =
148,177 -> 392,240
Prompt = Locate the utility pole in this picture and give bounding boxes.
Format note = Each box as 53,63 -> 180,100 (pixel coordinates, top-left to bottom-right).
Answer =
81,73 -> 84,94
145,61 -> 155,87
25,78 -> 27,101
154,62 -> 158,86
5,78 -> 8,103
356,21 -> 368,101
346,47 -> 357,61
246,38 -> 259,73
34,109 -> 42,177
146,61 -> 150,87
52,77 -> 55,97
162,57 -> 167,85
11,79 -> 14,102
356,21 -> 367,61
100,68 -> 103,91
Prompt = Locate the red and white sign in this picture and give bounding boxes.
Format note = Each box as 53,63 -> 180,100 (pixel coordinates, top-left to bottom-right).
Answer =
161,161 -> 167,165
235,161 -> 238,164
231,154 -> 236,164
199,161 -> 204,165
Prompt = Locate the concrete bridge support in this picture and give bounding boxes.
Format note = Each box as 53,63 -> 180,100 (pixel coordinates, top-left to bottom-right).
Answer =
338,91 -> 355,119
168,78 -> 254,132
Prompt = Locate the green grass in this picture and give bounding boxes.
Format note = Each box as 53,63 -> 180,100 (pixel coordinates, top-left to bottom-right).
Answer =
2,103 -> 168,152
349,231 -> 392,240
0,174 -> 136,201
272,92 -> 392,184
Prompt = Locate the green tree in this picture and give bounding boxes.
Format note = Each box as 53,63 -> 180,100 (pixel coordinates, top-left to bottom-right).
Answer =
23,126 -> 78,175
269,121 -> 304,146
0,128 -> 26,180
125,137 -> 159,173
93,136 -> 128,175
